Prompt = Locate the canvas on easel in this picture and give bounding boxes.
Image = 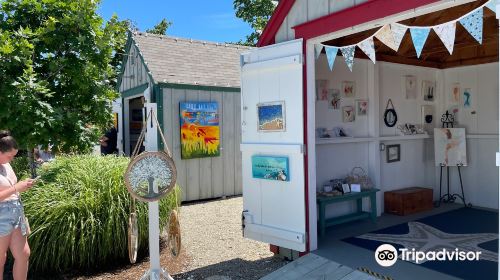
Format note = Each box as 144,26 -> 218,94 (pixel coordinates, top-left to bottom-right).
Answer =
434,128 -> 467,166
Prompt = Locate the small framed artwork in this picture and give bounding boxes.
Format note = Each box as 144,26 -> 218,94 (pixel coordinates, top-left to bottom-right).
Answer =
450,83 -> 461,104
251,155 -> 289,181
463,88 -> 472,109
404,75 -> 417,100
386,144 -> 401,163
342,106 -> 355,123
342,81 -> 356,98
341,184 -> 351,194
328,89 -> 341,110
316,80 -> 329,101
257,101 -> 285,132
350,184 -> 361,192
422,80 -> 435,102
355,100 -> 368,116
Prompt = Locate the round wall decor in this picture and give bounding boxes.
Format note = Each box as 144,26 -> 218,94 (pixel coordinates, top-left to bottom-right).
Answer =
384,99 -> 398,127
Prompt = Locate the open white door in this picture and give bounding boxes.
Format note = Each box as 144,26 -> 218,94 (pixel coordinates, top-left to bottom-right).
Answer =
240,39 -> 306,252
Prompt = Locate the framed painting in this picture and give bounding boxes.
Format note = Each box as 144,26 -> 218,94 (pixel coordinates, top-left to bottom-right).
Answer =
179,102 -> 220,159
342,81 -> 356,98
257,101 -> 286,132
252,155 -> 289,181
434,128 -> 467,166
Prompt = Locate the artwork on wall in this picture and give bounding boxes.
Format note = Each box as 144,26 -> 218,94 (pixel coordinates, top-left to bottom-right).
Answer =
422,80 -> 436,102
404,75 -> 417,99
355,100 -> 368,116
179,102 -> 220,159
341,81 -> 356,98
383,99 -> 398,127
342,106 -> 355,123
463,88 -> 472,109
316,80 -> 329,101
252,155 -> 289,181
328,89 -> 341,109
257,101 -> 286,132
450,83 -> 461,104
421,105 -> 434,133
434,128 -> 467,166
386,144 -> 401,163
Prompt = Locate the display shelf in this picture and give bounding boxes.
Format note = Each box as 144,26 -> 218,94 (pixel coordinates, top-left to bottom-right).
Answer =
316,137 -> 376,144
466,134 -> 498,139
379,134 -> 430,141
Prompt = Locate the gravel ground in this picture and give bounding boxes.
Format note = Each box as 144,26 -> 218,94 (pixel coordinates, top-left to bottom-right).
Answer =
44,196 -> 287,280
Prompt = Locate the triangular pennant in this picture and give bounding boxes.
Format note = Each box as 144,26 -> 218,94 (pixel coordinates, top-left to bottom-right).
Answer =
410,28 -> 431,58
459,9 -> 483,44
341,46 -> 356,72
390,24 -> 408,51
358,37 -> 376,64
315,44 -> 324,60
433,22 -> 456,54
375,25 -> 397,51
325,46 -> 338,71
486,0 -> 496,13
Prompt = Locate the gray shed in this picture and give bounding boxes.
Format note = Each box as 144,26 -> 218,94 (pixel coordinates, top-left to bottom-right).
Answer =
117,31 -> 250,202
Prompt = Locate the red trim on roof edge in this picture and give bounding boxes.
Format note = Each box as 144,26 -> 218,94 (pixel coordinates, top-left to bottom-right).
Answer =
293,0 -> 441,41
257,0 -> 296,47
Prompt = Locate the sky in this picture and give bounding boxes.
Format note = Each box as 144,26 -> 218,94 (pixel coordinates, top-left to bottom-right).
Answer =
98,0 -> 254,43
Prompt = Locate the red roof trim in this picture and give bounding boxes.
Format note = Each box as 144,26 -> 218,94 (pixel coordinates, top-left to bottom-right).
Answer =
293,0 -> 441,41
257,0 -> 296,47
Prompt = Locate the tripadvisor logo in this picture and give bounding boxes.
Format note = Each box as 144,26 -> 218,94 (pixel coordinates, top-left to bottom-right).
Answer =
375,244 -> 398,267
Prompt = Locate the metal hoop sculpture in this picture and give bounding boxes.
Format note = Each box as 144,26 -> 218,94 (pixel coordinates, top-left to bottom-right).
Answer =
167,209 -> 181,257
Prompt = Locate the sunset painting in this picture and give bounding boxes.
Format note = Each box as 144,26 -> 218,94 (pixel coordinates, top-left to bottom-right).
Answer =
180,102 -> 220,159
257,101 -> 285,132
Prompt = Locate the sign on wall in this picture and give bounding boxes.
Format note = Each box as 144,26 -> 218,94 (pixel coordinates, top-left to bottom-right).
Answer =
180,102 -> 220,159
251,155 -> 289,181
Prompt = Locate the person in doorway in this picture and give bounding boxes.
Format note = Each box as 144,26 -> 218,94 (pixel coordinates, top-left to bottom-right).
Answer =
0,130 -> 37,279
99,127 -> 118,155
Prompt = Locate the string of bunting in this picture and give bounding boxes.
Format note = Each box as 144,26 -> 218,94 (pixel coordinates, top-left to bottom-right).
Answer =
315,0 -> 496,72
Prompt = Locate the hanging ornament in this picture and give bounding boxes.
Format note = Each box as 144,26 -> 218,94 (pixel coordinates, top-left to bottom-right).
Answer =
384,99 -> 398,127
433,22 -> 457,54
315,44 -> 324,60
459,9 -> 483,44
410,28 -> 431,58
375,25 -> 398,51
341,46 -> 356,72
358,37 -> 376,64
390,24 -> 408,51
325,46 -> 338,71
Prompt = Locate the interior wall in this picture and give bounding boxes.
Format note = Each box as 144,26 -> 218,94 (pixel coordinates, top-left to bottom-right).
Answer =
315,54 -> 499,219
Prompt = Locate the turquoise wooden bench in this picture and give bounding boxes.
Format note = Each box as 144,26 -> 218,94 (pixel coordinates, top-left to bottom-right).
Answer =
317,188 -> 379,236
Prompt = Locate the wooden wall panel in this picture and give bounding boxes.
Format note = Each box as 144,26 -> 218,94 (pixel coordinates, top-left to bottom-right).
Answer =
211,92 -> 225,198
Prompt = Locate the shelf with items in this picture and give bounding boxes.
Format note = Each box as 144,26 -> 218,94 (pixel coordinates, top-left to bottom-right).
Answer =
316,137 -> 377,145
378,134 -> 430,141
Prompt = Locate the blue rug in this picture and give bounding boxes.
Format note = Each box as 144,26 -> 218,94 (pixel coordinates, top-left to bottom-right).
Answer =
343,208 -> 498,280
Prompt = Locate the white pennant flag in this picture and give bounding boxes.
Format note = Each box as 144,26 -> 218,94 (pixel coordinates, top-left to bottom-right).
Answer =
375,25 -> 397,51
433,22 -> 456,54
358,37 -> 376,64
390,24 -> 408,52
315,44 -> 324,59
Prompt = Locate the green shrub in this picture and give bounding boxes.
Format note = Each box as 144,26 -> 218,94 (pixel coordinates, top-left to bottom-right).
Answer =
10,156 -> 30,180
21,155 -> 181,273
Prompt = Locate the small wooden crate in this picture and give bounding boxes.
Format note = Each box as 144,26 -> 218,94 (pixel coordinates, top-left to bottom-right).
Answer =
384,187 -> 433,216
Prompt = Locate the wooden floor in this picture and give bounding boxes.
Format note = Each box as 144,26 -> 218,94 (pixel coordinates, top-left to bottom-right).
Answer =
260,253 -> 378,280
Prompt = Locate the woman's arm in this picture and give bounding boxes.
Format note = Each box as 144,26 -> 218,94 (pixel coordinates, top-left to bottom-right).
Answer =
0,179 -> 34,201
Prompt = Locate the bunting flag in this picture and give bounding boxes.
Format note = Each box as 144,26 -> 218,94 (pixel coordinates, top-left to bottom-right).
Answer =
486,0 -> 496,13
390,24 -> 408,52
315,44 -> 324,59
358,37 -> 376,64
325,46 -> 338,71
341,46 -> 356,72
410,28 -> 431,58
459,9 -> 483,44
375,25 -> 397,51
433,22 -> 456,54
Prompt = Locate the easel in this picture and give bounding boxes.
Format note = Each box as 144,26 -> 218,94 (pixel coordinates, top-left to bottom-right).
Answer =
435,111 -> 471,208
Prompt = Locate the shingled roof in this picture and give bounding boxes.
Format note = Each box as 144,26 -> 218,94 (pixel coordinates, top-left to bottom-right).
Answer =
132,32 -> 252,88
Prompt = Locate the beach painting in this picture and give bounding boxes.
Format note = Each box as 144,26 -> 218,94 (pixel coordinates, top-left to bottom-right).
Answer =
180,102 -> 220,159
434,128 -> 467,166
252,155 -> 289,181
257,101 -> 285,132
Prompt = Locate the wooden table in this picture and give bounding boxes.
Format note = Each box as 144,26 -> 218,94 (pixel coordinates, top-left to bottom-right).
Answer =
317,188 -> 379,236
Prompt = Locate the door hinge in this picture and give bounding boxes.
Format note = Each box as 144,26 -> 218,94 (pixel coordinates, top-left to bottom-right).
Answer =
241,210 -> 248,237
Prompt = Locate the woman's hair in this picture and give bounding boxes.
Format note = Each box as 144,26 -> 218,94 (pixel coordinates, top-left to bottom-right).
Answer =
0,130 -> 18,153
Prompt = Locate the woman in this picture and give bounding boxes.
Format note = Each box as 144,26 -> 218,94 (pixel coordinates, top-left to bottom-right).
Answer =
0,130 -> 35,279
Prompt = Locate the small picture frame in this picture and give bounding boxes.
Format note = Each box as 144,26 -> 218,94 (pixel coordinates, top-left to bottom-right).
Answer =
341,184 -> 351,194
422,80 -> 435,102
342,106 -> 355,123
341,81 -> 356,98
386,144 -> 401,163
355,100 -> 368,116
257,101 -> 286,132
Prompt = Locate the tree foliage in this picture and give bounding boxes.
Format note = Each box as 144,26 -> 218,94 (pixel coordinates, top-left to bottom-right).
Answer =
0,0 -> 127,152
234,0 -> 276,46
146,18 -> 172,35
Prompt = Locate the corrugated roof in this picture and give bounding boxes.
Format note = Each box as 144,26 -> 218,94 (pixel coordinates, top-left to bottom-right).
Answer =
132,32 -> 252,88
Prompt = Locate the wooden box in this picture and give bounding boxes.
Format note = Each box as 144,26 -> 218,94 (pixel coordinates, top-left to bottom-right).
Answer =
384,187 -> 433,216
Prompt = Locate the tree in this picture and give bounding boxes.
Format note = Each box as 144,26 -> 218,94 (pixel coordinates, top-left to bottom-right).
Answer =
146,18 -> 172,35
234,0 -> 277,46
0,0 -> 126,154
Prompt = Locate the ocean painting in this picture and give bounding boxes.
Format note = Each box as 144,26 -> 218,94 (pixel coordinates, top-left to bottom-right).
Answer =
252,155 -> 289,181
180,102 -> 220,159
257,101 -> 285,132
